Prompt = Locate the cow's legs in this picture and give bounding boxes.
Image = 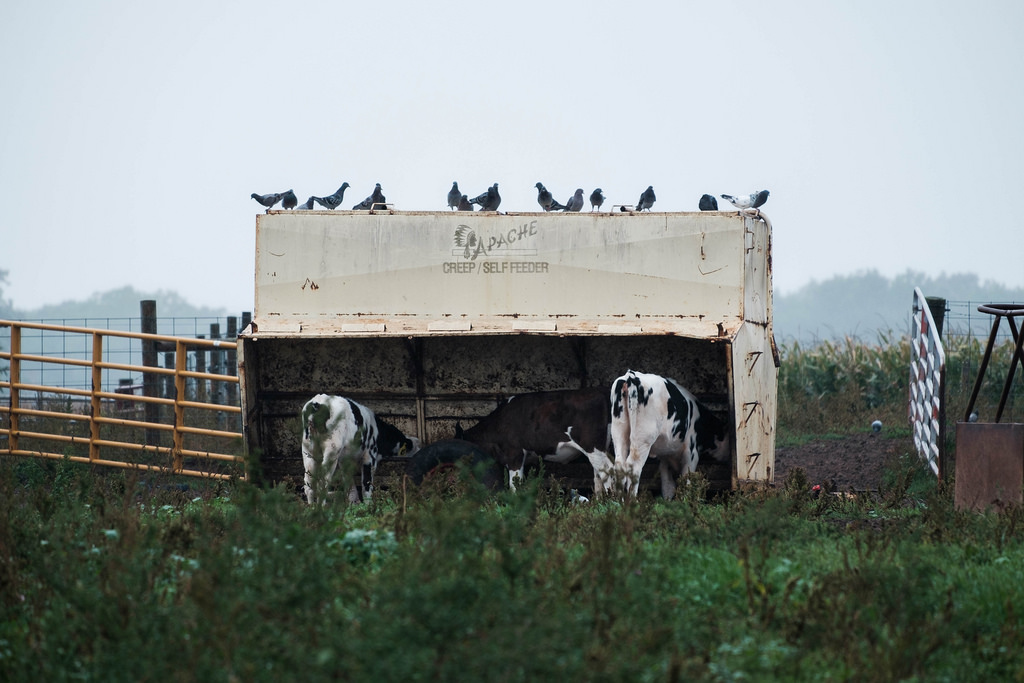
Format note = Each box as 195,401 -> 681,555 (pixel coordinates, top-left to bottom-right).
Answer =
302,450 -> 319,504
507,450 -> 528,492
622,440 -> 653,498
659,460 -> 678,500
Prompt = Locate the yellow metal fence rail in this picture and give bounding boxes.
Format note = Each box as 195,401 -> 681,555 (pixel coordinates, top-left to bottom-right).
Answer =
0,320 -> 245,480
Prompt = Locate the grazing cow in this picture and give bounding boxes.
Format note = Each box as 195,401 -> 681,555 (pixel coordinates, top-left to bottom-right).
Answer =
455,387 -> 611,492
610,370 -> 731,499
300,394 -> 419,505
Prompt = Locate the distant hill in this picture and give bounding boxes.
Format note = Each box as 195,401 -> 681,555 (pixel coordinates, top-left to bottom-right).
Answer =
10,286 -> 236,322
775,270 -> 1024,342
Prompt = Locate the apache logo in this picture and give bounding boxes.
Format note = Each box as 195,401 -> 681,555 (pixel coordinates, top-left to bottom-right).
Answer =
453,221 -> 539,261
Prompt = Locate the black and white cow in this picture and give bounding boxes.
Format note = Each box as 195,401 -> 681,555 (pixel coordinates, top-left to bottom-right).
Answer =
455,387 -> 611,492
300,394 -> 419,504
610,370 -> 731,499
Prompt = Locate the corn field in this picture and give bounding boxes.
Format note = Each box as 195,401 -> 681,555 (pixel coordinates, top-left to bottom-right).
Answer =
776,329 -> 1022,446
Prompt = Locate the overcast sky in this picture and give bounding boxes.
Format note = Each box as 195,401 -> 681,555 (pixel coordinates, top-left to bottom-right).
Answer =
2,0 -> 1022,314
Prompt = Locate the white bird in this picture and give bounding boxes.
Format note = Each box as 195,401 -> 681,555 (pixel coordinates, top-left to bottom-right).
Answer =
721,190 -> 769,210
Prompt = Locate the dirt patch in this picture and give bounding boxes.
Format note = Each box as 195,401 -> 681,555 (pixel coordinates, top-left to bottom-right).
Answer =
774,433 -> 910,492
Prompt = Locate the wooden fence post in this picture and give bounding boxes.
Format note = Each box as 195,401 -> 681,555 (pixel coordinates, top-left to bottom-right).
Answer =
195,335 -> 207,403
226,316 -> 238,412
140,300 -> 160,446
209,323 -> 222,405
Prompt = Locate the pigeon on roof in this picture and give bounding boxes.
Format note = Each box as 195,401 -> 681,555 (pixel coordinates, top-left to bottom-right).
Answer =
721,190 -> 770,209
470,183 -> 501,211
447,182 -> 461,210
281,190 -> 298,210
457,194 -> 474,211
637,186 -> 656,211
353,183 -> 386,210
535,182 -> 564,211
589,188 -> 605,212
313,183 -> 350,210
251,192 -> 283,211
698,194 -> 718,211
297,196 -> 316,210
564,188 -> 585,212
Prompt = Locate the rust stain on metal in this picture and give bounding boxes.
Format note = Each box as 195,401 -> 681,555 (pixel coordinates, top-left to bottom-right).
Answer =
301,278 -> 319,291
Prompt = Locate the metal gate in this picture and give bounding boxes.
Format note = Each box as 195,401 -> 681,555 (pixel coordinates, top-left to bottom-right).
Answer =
1,320 -> 245,480
909,288 -> 945,477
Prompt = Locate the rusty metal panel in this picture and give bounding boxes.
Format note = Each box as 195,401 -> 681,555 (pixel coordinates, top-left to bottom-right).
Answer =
954,422 -> 1024,511
730,322 -> 778,484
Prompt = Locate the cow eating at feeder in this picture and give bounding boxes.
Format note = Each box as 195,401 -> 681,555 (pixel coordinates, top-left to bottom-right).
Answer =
610,370 -> 731,499
455,387 -> 611,492
300,394 -> 419,504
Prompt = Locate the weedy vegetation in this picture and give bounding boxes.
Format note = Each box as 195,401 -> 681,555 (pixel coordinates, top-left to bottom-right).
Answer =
2,333 -> 1023,681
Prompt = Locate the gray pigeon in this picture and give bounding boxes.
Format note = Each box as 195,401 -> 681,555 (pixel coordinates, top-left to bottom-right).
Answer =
457,194 -> 474,211
353,183 -> 386,210
297,196 -> 316,210
589,188 -> 605,211
251,192 -> 283,211
536,182 -> 564,211
699,194 -> 718,211
721,190 -> 770,210
313,182 -> 350,210
470,183 -> 501,211
637,186 -> 656,211
564,188 -> 585,212
447,182 -> 461,210
281,189 -> 298,210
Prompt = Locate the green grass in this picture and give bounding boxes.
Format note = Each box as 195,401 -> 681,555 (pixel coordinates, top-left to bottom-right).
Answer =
3,454 -> 1024,682
2,332 -> 1023,681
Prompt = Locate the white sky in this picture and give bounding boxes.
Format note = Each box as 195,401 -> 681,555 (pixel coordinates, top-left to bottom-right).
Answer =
2,0 -> 1022,314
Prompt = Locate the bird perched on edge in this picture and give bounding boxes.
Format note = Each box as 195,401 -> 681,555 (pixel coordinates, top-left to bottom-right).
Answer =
470,183 -> 501,212
699,194 -> 718,211
313,183 -> 350,210
637,186 -> 656,211
251,192 -> 283,211
590,189 -> 605,212
564,189 -> 585,212
353,183 -> 386,210
297,196 -> 316,210
447,182 -> 461,210
457,194 -> 474,211
721,190 -> 769,210
281,190 -> 298,210
535,183 -> 564,211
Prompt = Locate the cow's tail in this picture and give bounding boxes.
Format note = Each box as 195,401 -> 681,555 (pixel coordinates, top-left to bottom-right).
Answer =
625,371 -> 640,435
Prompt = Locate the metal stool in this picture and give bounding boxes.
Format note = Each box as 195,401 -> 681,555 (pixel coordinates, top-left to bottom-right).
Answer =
964,303 -> 1024,423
